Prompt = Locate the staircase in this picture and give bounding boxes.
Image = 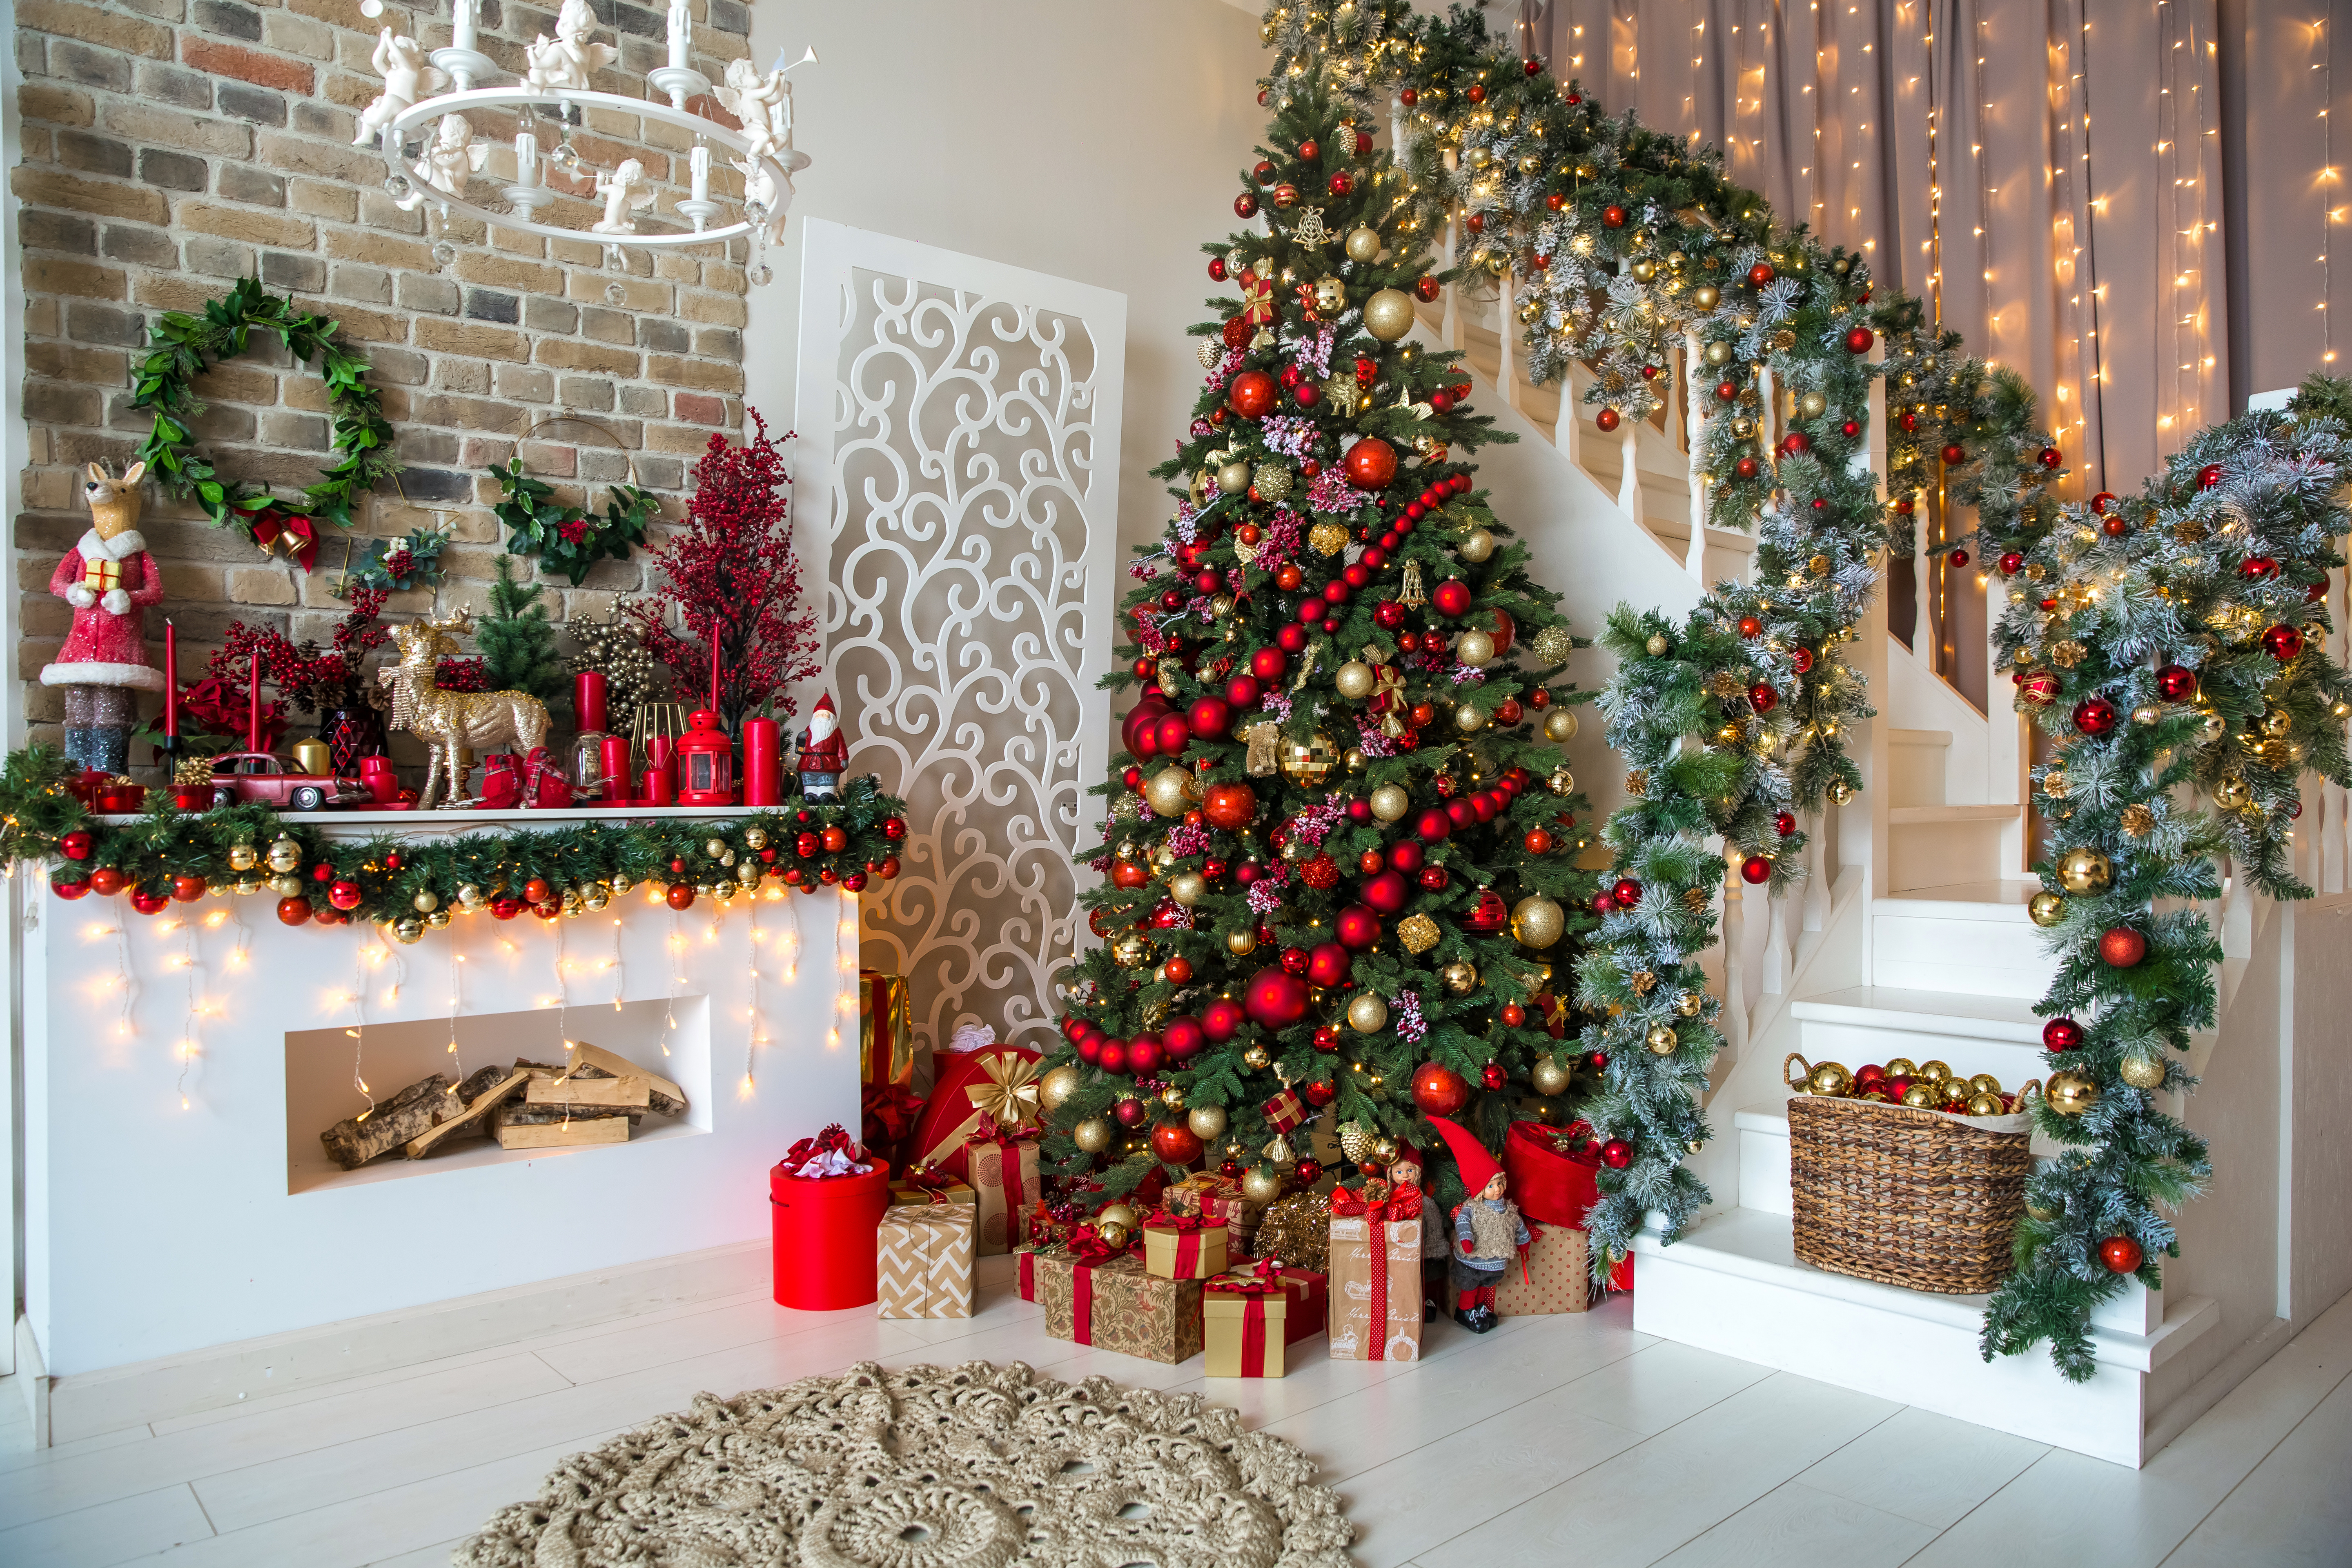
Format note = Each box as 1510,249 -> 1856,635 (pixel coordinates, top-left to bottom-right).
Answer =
1405,252 -> 2352,1469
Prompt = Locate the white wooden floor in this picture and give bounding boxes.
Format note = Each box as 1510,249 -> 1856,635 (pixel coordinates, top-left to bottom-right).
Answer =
3,1256 -> 2348,1568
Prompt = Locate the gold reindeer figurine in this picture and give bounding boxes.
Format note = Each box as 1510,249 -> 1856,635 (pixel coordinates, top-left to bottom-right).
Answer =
381,610 -> 549,810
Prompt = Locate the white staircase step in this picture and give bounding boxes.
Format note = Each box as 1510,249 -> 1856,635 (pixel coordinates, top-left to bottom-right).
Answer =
1886,727 -> 1953,808
1632,1206 -> 2219,1466
1871,883 -> 2058,999
1887,804 -> 2020,892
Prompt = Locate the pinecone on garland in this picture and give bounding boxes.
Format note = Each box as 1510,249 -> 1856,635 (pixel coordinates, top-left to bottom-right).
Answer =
568,594 -> 662,719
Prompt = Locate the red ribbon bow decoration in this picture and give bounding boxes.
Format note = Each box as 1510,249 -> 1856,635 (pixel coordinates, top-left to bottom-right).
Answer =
1145,1212 -> 1215,1233
783,1123 -> 865,1175
1065,1224 -> 1134,1267
247,509 -> 320,572
862,1082 -> 924,1164
1206,1258 -> 1286,1296
1327,1183 -> 1424,1221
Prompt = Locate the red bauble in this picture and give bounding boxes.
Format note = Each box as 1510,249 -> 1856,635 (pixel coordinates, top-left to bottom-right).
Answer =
1208,256 -> 1227,281
1747,261 -> 1775,287
1221,316 -> 1251,349
1587,1050 -> 1609,1071
1410,1062 -> 1471,1117
1327,171 -> 1352,197
1203,782 -> 1258,830
1414,807 -> 1453,844
1186,697 -> 1232,738
1389,840 -> 1424,873
1999,551 -> 2025,575
1243,966 -> 1313,1028
1249,646 -> 1287,683
1202,998 -> 1246,1040
2099,927 -> 2149,968
1523,827 -> 1554,855
1611,877 -> 1643,907
1344,436 -> 1399,490
1229,370 -> 1277,419
2072,697 -> 2118,736
1465,83 -> 1486,103
51,878 -> 88,900
58,830 -> 91,861
2101,515 -> 2129,538
1735,456 -> 1760,479
1151,1122 -> 1205,1165
1096,1038 -> 1128,1075
2019,672 -> 2060,706
1432,579 -> 1474,617
1225,674 -> 1263,711
1599,1138 -> 1633,1169
882,815 -> 908,841
1740,855 -> 1772,885
1163,1016 -> 1206,1060
1717,381 -> 1740,403
1748,682 -> 1779,714
129,886 -> 169,915
1306,941 -> 1352,987
1111,860 -> 1149,890
328,880 -> 363,911
1481,1062 -> 1509,1091
170,873 -> 205,902
2263,624 -> 2306,662
1415,276 -> 1441,302
1113,1096 -> 1147,1128
1154,713 -> 1192,756
2043,1018 -> 2083,1051
87,866 -> 126,896
1233,192 -> 1258,219
276,895 -> 312,926
1601,204 -> 1626,228
1940,443 -> 1967,466
1595,407 -> 1620,433
666,883 -> 697,910
2196,463 -> 2223,490
1948,548 -> 1970,567
2156,664 -> 2198,702
1418,866 -> 1450,890
1298,138 -> 1319,160
2099,1236 -> 2145,1274
1738,616 -> 1763,638
1311,1024 -> 1340,1053
1845,325 -> 1875,354
2038,445 -> 2064,470
1334,903 -> 1383,949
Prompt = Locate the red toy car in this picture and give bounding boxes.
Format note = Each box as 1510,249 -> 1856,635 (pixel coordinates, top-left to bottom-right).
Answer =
207,753 -> 370,812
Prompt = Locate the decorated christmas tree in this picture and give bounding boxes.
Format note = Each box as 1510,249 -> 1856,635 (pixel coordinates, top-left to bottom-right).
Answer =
1036,70 -> 1600,1214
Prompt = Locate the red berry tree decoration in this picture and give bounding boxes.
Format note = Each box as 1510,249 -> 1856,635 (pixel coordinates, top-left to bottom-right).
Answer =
628,412 -> 821,733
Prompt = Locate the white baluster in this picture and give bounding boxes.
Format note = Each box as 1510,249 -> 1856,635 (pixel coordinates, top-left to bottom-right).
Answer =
1760,886 -> 1791,996
1802,811 -> 1830,933
1555,359 -> 1584,467
1498,265 -> 1523,415
1617,419 -> 1644,529
1720,860 -> 1750,1056
1684,333 -> 1708,584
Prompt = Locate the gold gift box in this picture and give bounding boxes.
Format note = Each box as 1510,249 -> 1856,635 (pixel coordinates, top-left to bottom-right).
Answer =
1033,1251 -> 1205,1365
1140,1220 -> 1229,1281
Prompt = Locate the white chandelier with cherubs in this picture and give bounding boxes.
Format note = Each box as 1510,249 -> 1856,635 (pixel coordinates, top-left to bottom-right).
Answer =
352,0 -> 811,284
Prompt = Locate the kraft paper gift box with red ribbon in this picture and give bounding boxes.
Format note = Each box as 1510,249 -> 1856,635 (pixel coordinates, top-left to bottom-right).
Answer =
1504,1119 -> 1633,1292
1325,1190 -> 1424,1363
1492,1221 -> 1591,1315
1204,1262 -> 1327,1377
1141,1214 -> 1228,1281
876,1200 -> 976,1319
1033,1247 -> 1205,1365
963,1131 -> 1040,1257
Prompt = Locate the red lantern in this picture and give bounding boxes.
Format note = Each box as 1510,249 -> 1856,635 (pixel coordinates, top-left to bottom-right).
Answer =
2099,1236 -> 2145,1274
1410,1062 -> 1470,1116
675,708 -> 735,806
1344,436 -> 1399,489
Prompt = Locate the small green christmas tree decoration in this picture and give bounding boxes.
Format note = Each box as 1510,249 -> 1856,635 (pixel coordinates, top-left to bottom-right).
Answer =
479,555 -> 565,702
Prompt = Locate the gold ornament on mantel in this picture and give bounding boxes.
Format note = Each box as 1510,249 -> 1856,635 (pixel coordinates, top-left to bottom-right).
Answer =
2027,890 -> 2067,927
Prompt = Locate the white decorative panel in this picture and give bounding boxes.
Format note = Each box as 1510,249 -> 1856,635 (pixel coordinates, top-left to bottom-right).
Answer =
794,220 -> 1125,1056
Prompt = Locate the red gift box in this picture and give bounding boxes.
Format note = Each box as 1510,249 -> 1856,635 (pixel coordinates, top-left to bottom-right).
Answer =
1505,1120 -> 1632,1291
1261,1086 -> 1306,1134
768,1160 -> 890,1310
480,752 -> 525,809
908,1045 -> 1043,1181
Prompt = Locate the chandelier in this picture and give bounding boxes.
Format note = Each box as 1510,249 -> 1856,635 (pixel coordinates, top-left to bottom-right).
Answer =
353,0 -> 811,285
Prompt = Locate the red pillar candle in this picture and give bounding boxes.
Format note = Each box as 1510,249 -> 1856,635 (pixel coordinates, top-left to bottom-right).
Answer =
247,649 -> 263,754
574,670 -> 608,735
742,716 -> 781,806
163,621 -> 177,737
601,735 -> 631,802
644,734 -> 675,806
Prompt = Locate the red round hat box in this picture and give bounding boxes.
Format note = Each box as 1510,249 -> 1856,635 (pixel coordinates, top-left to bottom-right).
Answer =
769,1161 -> 890,1310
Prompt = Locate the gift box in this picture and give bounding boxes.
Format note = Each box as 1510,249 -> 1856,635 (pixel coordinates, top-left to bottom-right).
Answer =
964,1132 -> 1041,1256
1506,1120 -> 1633,1291
1327,1213 -> 1423,1362
1033,1250 -> 1205,1364
863,1083 -> 925,1174
890,1176 -> 974,1209
877,1200 -> 976,1318
1016,1242 -> 1041,1303
1141,1214 -> 1229,1281
1204,1264 -> 1326,1377
1162,1172 -> 1239,1220
860,970 -> 915,1088
1492,1222 -> 1591,1315
770,1159 -> 890,1311
908,1045 -> 1044,1180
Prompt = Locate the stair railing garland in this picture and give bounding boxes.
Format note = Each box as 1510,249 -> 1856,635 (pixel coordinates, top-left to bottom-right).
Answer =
1981,379 -> 2352,1378
2,745 -> 908,940
131,277 -> 401,570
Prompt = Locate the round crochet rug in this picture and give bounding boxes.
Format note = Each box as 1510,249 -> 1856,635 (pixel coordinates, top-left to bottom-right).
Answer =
453,1359 -> 1356,1568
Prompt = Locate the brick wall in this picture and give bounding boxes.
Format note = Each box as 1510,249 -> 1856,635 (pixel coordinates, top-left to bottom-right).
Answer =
12,0 -> 761,766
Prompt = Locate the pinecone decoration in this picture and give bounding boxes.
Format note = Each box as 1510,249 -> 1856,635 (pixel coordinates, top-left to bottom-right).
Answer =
2120,804 -> 2156,837
1336,1120 -> 1376,1163
568,595 -> 661,719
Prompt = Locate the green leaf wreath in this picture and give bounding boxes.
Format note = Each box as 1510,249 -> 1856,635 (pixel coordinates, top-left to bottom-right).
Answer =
131,276 -> 401,569
490,459 -> 658,586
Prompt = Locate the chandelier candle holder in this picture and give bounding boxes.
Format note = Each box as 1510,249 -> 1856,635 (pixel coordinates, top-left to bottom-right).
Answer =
356,0 -> 813,283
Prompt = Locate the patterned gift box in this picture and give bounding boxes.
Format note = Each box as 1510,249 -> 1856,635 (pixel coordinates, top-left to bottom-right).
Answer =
1033,1251 -> 1205,1365
1204,1265 -> 1327,1378
1327,1214 -> 1423,1362
1162,1172 -> 1239,1220
1141,1215 -> 1229,1281
876,1202 -> 975,1319
1492,1223 -> 1592,1316
890,1178 -> 975,1209
965,1135 -> 1040,1256
859,970 -> 915,1088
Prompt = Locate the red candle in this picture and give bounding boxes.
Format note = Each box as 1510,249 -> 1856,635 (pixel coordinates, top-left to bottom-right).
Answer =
600,735 -> 630,802
645,734 -> 674,806
248,649 -> 262,754
742,717 -> 780,806
574,670 -> 608,735
163,621 -> 178,737
708,624 -> 722,713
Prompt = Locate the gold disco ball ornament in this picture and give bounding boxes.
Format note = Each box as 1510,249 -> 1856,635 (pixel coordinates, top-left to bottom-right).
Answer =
1282,731 -> 1339,784
2057,846 -> 2112,894
1543,708 -> 1579,744
1039,1063 -> 1082,1112
1440,960 -> 1479,995
1167,870 -> 1209,906
1458,527 -> 1496,564
1345,225 -> 1383,263
1370,784 -> 1411,822
2027,890 -> 2067,927
1187,1103 -> 1228,1139
2044,1071 -> 2100,1117
1145,765 -> 1197,817
1362,287 -> 1416,341
1529,1054 -> 1570,1096
1346,990 -> 1390,1033
1335,660 -> 1376,700
1110,932 -> 1155,969
1511,894 -> 1565,948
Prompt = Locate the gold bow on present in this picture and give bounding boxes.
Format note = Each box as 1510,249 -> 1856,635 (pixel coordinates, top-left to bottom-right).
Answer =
964,1051 -> 1043,1132
1241,262 -> 1276,326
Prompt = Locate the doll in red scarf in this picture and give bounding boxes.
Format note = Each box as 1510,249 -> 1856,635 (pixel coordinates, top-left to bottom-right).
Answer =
42,463 -> 165,773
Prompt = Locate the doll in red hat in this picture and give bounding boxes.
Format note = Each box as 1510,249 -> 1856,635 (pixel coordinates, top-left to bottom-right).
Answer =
1425,1116 -> 1528,1334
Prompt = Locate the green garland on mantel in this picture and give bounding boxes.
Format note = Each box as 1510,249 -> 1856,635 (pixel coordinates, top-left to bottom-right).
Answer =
131,276 -> 401,566
2,747 -> 907,940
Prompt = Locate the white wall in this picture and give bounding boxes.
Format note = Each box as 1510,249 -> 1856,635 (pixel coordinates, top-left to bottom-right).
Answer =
745,0 -> 1263,572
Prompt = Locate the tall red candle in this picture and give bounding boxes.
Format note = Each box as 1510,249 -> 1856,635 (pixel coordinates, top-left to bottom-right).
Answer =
600,735 -> 630,802
645,734 -> 675,806
742,717 -> 780,806
247,649 -> 262,754
574,670 -> 608,735
708,626 -> 722,713
163,621 -> 178,737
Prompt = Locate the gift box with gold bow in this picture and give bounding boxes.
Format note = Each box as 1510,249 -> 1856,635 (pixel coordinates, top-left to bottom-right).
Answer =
908,1045 -> 1043,1182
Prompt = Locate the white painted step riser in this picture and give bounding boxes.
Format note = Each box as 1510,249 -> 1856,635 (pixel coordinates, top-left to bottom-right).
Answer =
1740,1123 -> 1795,1217
1887,739 -> 1951,809
1889,817 -> 2010,893
1871,912 -> 2059,1000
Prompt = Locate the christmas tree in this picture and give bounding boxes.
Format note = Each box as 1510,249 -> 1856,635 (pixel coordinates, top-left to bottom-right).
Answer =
479,554 -> 566,703
1037,70 -> 1599,1214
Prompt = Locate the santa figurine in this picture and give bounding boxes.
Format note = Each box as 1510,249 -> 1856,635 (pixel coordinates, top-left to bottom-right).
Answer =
795,691 -> 848,801
1426,1116 -> 1529,1335
44,462 -> 166,774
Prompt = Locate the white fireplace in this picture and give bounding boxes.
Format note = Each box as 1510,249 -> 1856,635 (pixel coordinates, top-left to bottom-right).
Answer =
20,813 -> 859,1439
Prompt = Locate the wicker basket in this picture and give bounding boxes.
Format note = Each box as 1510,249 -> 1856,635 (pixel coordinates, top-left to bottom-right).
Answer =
1782,1053 -> 2038,1295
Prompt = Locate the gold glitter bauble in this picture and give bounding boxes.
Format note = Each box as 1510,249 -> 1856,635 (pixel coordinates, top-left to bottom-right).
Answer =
1242,1043 -> 1272,1070
1167,870 -> 1209,906
2044,1071 -> 2100,1117
1458,528 -> 1496,564
1040,1064 -> 1082,1112
1254,463 -> 1294,503
2042,770 -> 2070,799
1308,519 -> 1350,557
1456,630 -> 1496,667
1187,1103 -> 1227,1139
1530,1055 -> 1570,1095
1345,226 -> 1383,263
1440,960 -> 1479,995
1362,287 -> 1416,341
1347,991 -> 1390,1032
1227,927 -> 1260,956
2118,1054 -> 2167,1089
2027,890 -> 2067,927
2058,846 -> 2112,894
1543,709 -> 1579,743
1511,894 -> 1564,948
1370,784 -> 1411,821
1241,1165 -> 1285,1205
1702,340 -> 1733,367
1644,634 -> 1672,657
1282,731 -> 1339,784
1530,624 -> 1575,665
1397,913 -> 1441,953
1334,660 -> 1376,700
705,837 -> 728,859
1808,553 -> 1832,575
1145,765 -> 1198,817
